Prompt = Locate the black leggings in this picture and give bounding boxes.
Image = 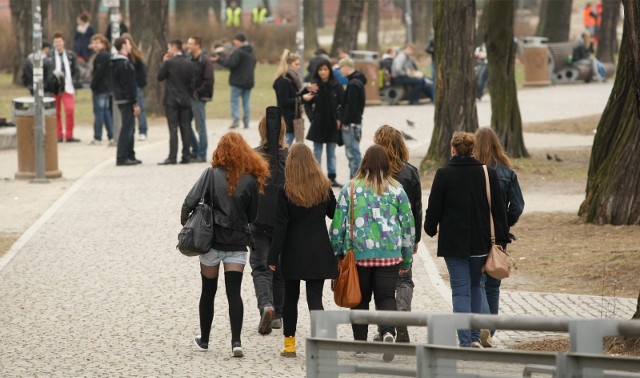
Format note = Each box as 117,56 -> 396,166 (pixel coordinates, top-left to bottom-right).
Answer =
283,279 -> 325,337
198,271 -> 244,345
351,264 -> 399,341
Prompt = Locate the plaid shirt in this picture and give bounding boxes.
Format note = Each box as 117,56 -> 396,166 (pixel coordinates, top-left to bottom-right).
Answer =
356,257 -> 403,268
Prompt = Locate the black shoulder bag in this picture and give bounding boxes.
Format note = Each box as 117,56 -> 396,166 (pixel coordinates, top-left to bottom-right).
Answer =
177,168 -> 215,257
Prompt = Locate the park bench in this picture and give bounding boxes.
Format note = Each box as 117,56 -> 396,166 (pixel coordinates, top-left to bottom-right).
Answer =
547,41 -> 615,84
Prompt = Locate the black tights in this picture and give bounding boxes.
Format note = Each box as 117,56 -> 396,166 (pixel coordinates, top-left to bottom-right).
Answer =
198,271 -> 244,344
283,279 -> 325,337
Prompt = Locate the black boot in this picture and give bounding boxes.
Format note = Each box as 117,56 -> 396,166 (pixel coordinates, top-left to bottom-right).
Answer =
328,173 -> 343,188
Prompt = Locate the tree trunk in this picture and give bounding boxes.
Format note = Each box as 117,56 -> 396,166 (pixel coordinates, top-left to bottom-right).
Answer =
130,0 -> 169,116
211,0 -> 222,23
485,0 -> 529,158
424,0 -> 478,166
596,0 -> 621,64
304,0 -> 319,56
366,0 -> 379,52
332,0 -> 366,55
579,0 -> 640,225
634,290 -> 640,320
10,0 -> 31,86
316,0 -> 325,28
411,0 -> 432,51
476,0 -> 489,45
535,0 -> 572,43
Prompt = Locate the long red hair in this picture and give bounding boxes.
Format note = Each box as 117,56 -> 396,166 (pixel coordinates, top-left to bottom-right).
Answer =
211,132 -> 270,195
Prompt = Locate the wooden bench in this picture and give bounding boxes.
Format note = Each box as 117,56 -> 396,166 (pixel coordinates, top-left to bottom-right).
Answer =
547,42 -> 615,84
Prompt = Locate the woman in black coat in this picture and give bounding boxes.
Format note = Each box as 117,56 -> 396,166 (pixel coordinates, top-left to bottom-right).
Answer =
273,49 -> 314,146
424,131 -> 509,348
268,143 -> 337,358
304,58 -> 345,187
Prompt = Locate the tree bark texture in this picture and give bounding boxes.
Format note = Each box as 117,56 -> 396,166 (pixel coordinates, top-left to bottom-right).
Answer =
130,0 -> 169,116
366,0 -> 379,52
425,0 -> 478,166
485,0 -> 529,158
535,0 -> 572,43
332,0 -> 365,55
411,0 -> 432,51
579,0 -> 640,225
476,0 -> 489,45
596,0 -> 621,64
10,0 -> 31,86
304,0 -> 319,56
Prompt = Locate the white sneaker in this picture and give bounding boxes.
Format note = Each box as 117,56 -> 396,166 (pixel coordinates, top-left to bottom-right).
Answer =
88,139 -> 102,145
138,134 -> 147,141
232,341 -> 243,357
471,341 -> 484,349
108,139 -> 116,147
382,332 -> 395,362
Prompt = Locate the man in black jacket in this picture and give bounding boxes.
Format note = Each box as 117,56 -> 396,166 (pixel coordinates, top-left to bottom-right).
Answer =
111,37 -> 141,166
186,36 -> 214,162
213,34 -> 256,129
89,34 -> 113,145
157,39 -> 197,165
338,57 -> 366,179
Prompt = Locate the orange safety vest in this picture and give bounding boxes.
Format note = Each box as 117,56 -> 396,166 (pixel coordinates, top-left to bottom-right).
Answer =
583,6 -> 596,28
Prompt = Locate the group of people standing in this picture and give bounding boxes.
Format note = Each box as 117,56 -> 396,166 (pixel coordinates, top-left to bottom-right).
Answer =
273,48 -> 367,188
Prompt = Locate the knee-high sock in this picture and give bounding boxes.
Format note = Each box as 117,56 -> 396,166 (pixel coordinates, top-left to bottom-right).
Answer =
199,274 -> 218,343
225,271 -> 244,344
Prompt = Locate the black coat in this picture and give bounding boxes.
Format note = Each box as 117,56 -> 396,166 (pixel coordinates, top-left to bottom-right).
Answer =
273,73 -> 307,134
157,54 -> 197,107
111,54 -> 137,105
424,156 -> 509,258
305,78 -> 344,144
395,162 -> 423,244
182,167 -> 259,252
191,52 -> 214,101
268,188 -> 338,280
132,58 -> 147,89
251,147 -> 288,231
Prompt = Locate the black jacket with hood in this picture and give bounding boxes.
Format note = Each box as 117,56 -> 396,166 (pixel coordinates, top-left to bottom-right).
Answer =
340,70 -> 367,125
218,44 -> 256,89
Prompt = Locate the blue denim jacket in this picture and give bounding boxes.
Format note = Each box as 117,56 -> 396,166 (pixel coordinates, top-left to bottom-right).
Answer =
491,163 -> 524,227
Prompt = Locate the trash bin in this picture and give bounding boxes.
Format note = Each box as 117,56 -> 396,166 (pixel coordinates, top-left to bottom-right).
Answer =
351,50 -> 381,105
522,37 -> 551,86
14,96 -> 62,179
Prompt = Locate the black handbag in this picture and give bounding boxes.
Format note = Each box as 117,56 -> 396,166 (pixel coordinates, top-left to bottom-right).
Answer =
177,169 -> 215,257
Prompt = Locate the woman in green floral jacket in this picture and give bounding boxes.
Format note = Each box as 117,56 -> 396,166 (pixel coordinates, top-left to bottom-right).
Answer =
330,145 -> 415,360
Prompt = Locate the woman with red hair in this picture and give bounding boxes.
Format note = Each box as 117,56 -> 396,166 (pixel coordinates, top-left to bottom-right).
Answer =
181,132 -> 269,357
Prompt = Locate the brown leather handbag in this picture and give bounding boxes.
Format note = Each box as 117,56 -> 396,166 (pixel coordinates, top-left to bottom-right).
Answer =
333,181 -> 362,308
293,97 -> 305,143
482,165 -> 516,279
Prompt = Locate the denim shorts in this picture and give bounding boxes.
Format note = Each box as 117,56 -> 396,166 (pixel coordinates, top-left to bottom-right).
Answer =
199,249 -> 247,266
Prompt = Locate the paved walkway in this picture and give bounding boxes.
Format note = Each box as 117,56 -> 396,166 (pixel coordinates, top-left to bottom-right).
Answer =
0,82 -> 636,377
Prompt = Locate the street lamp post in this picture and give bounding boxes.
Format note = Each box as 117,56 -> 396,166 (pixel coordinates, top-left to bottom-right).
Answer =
296,0 -> 305,78
31,0 -> 47,183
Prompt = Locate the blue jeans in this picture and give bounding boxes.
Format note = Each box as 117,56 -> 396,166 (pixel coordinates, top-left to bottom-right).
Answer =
285,132 -> 294,146
189,99 -> 208,159
92,91 -> 113,141
481,272 -> 501,336
313,142 -> 337,176
341,124 -> 362,178
444,256 -> 487,347
135,87 -> 148,135
230,85 -> 251,127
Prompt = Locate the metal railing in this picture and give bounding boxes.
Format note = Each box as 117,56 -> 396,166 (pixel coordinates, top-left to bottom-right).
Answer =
306,310 -> 640,378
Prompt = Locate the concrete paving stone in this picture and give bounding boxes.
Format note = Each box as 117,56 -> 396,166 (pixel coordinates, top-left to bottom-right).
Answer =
2,83 -> 637,376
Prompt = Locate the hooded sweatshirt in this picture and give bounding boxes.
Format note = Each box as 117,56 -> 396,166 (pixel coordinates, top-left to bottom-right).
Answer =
340,70 -> 367,125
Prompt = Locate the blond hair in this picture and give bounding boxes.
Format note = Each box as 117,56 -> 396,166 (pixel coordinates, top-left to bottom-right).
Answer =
450,131 -> 475,156
274,49 -> 300,80
373,125 -> 408,176
473,127 -> 511,168
285,144 -> 331,207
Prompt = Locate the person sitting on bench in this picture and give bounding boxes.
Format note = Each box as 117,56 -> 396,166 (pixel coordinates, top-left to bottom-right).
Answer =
391,43 -> 434,105
572,31 -> 606,83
